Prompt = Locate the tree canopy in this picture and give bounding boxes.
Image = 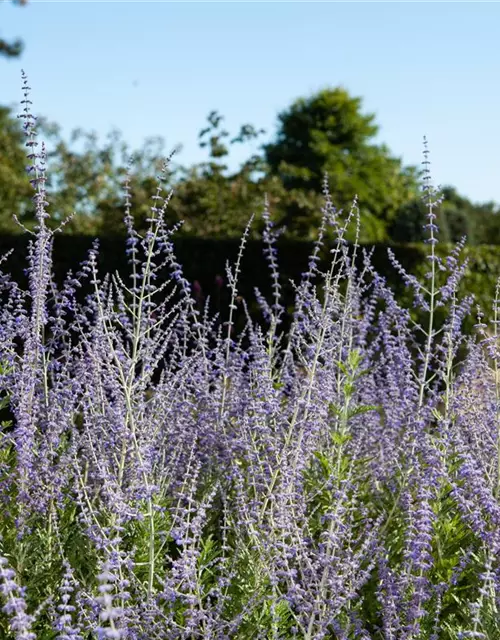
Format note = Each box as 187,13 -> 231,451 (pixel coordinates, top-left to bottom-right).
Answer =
0,0 -> 28,59
0,105 -> 35,232
0,78 -> 498,244
262,87 -> 423,241
390,185 -> 500,245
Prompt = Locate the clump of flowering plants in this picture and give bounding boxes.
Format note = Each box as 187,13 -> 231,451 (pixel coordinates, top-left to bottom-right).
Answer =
1,72 -> 500,639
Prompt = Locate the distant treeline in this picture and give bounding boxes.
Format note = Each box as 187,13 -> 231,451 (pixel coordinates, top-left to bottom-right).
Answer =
2,85 -> 500,246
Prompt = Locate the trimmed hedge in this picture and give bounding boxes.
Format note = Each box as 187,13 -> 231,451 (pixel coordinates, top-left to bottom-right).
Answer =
1,234 -> 498,336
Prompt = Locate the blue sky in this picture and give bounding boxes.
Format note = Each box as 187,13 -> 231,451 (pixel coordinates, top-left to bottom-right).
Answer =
2,1 -> 500,206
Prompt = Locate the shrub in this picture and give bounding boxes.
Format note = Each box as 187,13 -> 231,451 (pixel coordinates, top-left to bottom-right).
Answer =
1,72 -> 500,639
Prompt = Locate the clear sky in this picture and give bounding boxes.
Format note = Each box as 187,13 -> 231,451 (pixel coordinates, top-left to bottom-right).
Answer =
2,1 -> 500,206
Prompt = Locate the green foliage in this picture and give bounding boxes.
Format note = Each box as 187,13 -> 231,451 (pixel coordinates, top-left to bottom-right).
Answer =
0,104 -> 181,235
262,87 -> 423,241
0,105 -> 35,232
2,81 -> 499,245
169,109 -> 274,238
0,0 -> 28,59
120,497 -> 175,594
41,124 -> 175,235
390,185 -> 500,244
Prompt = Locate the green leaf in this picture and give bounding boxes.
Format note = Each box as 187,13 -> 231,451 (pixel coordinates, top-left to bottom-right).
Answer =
347,349 -> 362,371
328,402 -> 341,416
331,431 -> 352,447
337,360 -> 349,376
347,404 -> 382,419
344,381 -> 354,396
313,450 -> 333,477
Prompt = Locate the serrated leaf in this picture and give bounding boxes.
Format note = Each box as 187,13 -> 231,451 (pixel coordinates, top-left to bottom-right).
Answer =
328,402 -> 341,416
347,349 -> 362,370
337,360 -> 349,376
347,404 -> 382,419
331,431 -> 351,446
313,450 -> 332,477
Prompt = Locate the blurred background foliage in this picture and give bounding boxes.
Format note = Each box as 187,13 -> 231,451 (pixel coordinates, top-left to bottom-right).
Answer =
2,0 -> 499,246
2,0 -> 500,326
0,0 -> 27,59
2,80 -> 499,244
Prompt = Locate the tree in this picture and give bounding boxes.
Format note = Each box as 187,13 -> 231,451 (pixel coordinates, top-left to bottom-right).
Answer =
389,185 -> 500,245
0,95 -> 276,239
1,0 -> 28,59
0,102 -> 181,235
262,87 -> 422,241
0,104 -> 35,232
169,110 -> 272,237
40,124 -> 177,235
